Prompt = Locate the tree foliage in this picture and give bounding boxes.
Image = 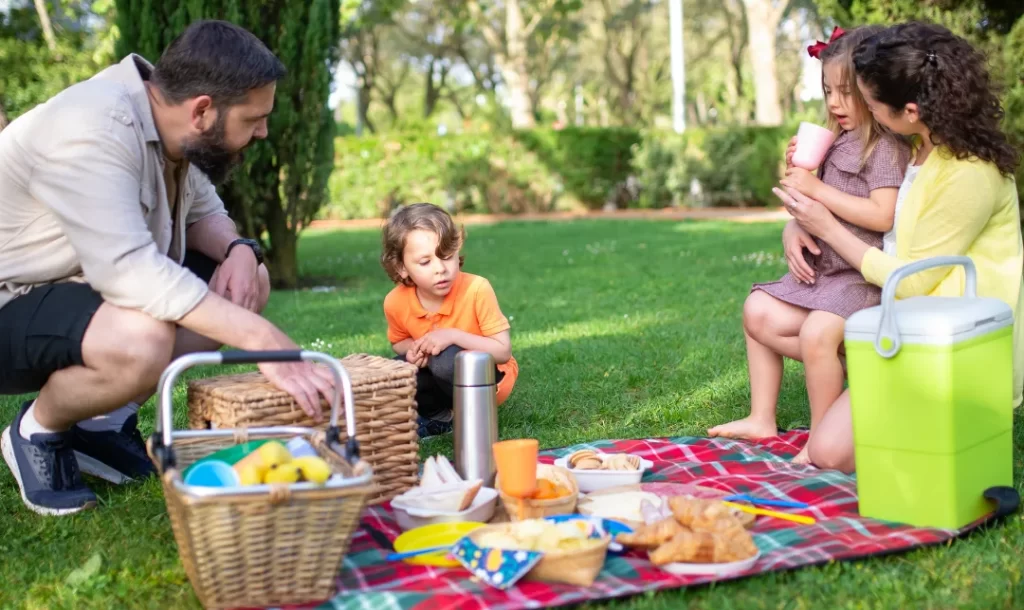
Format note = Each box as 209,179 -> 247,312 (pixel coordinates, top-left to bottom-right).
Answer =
115,0 -> 340,288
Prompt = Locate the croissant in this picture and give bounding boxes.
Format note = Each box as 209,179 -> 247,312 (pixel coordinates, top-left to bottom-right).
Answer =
649,528 -> 759,565
668,496 -> 746,533
649,530 -> 717,565
615,517 -> 686,550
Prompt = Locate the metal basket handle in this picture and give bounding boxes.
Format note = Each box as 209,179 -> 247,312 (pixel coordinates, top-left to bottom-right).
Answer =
150,350 -> 358,471
875,255 -> 978,358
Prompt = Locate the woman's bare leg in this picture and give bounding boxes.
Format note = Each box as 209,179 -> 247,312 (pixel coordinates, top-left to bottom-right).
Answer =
793,310 -> 846,464
708,291 -> 809,440
806,389 -> 856,473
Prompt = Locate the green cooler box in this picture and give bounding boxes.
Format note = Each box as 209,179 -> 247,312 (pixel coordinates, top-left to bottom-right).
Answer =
844,256 -> 1014,530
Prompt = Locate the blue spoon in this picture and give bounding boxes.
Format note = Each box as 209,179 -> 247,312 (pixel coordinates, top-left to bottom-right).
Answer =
724,494 -> 809,509
386,545 -> 452,562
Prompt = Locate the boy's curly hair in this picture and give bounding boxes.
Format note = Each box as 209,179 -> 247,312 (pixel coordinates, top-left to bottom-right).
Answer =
853,21 -> 1020,177
380,203 -> 465,286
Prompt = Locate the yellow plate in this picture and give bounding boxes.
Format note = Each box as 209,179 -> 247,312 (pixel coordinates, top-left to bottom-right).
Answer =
392,521 -> 486,567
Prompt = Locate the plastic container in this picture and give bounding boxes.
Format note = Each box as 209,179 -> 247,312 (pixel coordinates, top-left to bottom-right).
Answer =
183,460 -> 239,488
844,256 -> 1014,529
552,453 -> 654,493
791,122 -> 836,170
391,487 -> 499,531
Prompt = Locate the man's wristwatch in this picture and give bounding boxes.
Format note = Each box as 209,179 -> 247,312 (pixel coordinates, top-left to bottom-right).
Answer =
225,238 -> 264,266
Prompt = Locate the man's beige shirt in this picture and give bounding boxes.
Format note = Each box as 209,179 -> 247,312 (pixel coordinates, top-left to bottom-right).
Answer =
0,54 -> 228,321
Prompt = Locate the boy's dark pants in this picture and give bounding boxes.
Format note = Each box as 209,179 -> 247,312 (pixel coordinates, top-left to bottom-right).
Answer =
397,346 -> 505,419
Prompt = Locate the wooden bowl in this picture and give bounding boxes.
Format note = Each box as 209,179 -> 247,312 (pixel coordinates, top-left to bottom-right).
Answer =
496,463 -> 578,520
468,521 -> 611,586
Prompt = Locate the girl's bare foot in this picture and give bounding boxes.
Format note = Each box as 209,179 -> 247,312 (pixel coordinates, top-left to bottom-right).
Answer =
707,416 -> 777,440
792,445 -> 812,465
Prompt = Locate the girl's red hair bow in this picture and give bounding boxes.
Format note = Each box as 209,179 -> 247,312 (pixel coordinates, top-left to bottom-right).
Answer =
807,27 -> 846,59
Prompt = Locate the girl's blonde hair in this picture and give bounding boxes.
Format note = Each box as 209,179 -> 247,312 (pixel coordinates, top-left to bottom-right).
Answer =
817,25 -> 897,170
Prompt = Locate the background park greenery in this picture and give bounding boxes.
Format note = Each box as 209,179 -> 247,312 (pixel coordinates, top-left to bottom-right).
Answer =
1,0 -> 1021,287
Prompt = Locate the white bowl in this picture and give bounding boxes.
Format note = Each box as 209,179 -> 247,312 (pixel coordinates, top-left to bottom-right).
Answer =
553,453 -> 654,493
391,486 -> 499,531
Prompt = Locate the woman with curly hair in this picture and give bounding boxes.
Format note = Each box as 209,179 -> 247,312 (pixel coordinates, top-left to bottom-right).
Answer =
773,21 -> 1023,473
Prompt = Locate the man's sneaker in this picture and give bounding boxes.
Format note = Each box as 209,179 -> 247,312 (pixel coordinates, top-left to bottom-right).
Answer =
72,414 -> 156,484
1,401 -> 97,516
417,415 -> 454,438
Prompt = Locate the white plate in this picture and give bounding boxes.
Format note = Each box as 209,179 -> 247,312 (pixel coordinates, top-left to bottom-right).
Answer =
657,550 -> 761,577
553,453 -> 654,493
391,487 -> 499,531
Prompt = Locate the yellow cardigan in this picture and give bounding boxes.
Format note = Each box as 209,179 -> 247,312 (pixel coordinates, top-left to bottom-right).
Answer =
860,147 -> 1024,407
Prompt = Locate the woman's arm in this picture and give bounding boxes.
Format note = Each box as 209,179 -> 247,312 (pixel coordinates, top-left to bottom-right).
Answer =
782,168 -> 898,232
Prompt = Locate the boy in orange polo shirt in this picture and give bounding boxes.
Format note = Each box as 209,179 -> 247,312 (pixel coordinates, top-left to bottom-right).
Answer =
380,203 -> 519,437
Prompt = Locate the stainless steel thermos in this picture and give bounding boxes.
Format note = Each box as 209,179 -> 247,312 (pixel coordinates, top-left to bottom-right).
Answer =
453,351 -> 498,486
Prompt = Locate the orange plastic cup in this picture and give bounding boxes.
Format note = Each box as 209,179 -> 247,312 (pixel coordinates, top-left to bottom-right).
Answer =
492,439 -> 538,499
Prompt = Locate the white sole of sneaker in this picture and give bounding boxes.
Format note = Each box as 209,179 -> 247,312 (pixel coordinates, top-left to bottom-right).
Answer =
74,451 -> 133,485
1,427 -> 97,516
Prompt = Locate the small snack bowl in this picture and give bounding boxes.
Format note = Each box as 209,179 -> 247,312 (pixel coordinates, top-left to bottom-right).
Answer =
553,450 -> 654,493
496,463 -> 578,521
391,487 -> 499,531
467,518 -> 611,586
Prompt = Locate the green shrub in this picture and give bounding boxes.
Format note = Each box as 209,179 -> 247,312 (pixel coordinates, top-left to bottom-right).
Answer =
1004,17 -> 1024,208
630,127 -> 789,208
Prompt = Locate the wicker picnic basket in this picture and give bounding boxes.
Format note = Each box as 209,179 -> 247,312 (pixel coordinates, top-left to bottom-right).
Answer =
148,350 -> 375,610
187,353 -> 419,504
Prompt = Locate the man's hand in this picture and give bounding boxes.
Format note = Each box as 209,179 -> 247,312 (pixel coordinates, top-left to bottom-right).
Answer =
414,329 -> 459,357
257,329 -> 336,421
213,246 -> 264,312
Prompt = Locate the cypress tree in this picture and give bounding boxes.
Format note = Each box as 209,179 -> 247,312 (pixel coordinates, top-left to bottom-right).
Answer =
115,0 -> 340,288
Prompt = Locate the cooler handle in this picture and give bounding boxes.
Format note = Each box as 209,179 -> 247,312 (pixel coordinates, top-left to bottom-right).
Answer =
150,350 -> 358,470
875,256 -> 977,358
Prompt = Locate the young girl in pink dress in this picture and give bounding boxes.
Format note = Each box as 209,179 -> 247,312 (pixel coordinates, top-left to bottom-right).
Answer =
709,26 -> 911,464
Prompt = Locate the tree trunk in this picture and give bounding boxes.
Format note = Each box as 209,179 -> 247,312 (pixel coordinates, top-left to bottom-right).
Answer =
503,0 -> 536,129
33,0 -> 57,52
0,102 -> 7,132
266,222 -> 299,289
742,0 -> 784,126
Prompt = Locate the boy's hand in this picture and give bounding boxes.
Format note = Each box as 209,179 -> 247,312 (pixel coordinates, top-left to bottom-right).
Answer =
416,329 -> 458,356
781,167 -> 822,199
785,136 -> 798,168
406,345 -> 428,368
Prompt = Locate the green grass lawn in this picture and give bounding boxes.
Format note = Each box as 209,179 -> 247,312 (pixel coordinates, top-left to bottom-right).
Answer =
1,218 -> 1022,609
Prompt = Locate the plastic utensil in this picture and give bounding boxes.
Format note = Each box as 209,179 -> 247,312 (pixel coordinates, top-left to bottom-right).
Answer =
386,545 -> 451,561
183,460 -> 240,488
723,494 -> 810,509
723,501 -> 817,525
791,122 -> 837,170
391,521 -> 486,567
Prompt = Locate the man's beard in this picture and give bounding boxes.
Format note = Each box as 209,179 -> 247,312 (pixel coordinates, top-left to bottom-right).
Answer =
182,114 -> 245,185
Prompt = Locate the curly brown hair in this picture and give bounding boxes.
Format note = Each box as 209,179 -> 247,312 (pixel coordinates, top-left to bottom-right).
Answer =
380,203 -> 465,286
853,21 -> 1020,177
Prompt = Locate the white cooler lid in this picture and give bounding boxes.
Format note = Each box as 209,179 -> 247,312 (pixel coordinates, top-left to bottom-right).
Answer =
846,296 -> 1013,343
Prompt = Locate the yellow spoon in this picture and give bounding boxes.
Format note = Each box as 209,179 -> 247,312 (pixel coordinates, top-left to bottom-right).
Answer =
723,501 -> 817,526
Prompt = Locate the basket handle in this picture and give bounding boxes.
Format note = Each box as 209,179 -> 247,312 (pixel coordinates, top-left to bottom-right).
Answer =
150,350 -> 359,471
875,255 -> 977,358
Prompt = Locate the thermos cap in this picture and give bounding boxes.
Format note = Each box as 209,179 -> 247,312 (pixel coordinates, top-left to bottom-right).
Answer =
454,350 -> 496,386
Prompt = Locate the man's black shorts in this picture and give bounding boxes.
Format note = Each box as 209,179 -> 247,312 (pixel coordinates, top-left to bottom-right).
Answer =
0,250 -> 218,395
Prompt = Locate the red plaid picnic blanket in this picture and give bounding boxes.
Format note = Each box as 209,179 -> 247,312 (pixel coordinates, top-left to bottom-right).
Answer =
309,431 -> 1015,610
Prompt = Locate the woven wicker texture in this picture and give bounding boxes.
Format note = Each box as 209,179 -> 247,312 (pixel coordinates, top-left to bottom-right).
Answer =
150,431 -> 372,609
187,354 -> 419,504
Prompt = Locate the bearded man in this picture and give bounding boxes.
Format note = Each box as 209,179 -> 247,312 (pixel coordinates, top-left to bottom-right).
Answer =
0,20 -> 334,515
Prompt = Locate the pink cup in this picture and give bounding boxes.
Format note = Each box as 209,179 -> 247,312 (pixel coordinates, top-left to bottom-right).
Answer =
791,122 -> 837,171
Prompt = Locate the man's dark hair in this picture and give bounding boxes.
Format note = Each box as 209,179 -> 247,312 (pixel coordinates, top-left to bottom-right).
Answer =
151,20 -> 286,107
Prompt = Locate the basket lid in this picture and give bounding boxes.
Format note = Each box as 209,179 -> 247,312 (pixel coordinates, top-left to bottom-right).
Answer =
845,295 -> 1013,343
